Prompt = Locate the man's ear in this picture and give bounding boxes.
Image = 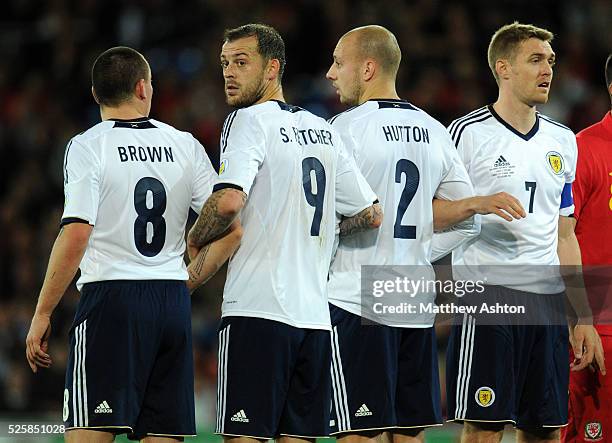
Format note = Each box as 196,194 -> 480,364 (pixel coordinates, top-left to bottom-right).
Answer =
266,59 -> 280,82
135,78 -> 147,100
363,59 -> 376,82
91,86 -> 100,104
496,59 -> 511,81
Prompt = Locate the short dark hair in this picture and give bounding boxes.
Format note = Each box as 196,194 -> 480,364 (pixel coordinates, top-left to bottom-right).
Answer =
606,53 -> 612,88
91,46 -> 149,107
223,24 -> 286,81
488,22 -> 554,84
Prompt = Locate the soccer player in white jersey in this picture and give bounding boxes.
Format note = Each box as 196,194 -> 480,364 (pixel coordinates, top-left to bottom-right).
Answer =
446,23 -> 605,442
25,47 -> 241,443
325,26 -> 529,443
186,24 -> 382,442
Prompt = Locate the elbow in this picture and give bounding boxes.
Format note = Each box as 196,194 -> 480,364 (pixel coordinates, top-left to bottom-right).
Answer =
64,223 -> 93,249
216,188 -> 246,220
229,223 -> 244,245
217,199 -> 242,219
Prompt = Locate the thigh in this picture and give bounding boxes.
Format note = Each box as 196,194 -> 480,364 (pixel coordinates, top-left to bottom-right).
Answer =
395,327 -> 442,429
64,281 -> 160,434
562,335 -> 612,442
215,316 -> 305,439
133,281 -> 195,440
329,304 -> 399,435
280,327 -> 332,438
446,313 -> 516,424
516,324 -> 569,430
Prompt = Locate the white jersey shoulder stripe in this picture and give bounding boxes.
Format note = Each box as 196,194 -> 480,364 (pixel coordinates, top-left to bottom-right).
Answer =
449,108 -> 490,140
221,110 -> 238,153
451,112 -> 493,147
328,104 -> 362,124
63,139 -> 75,185
448,106 -> 488,135
538,114 -> 572,132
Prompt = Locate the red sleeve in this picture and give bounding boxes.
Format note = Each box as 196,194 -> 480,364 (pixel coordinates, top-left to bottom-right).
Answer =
573,133 -> 593,221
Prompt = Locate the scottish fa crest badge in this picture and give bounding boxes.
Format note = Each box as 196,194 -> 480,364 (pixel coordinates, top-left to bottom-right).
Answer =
475,387 -> 495,407
546,151 -> 564,175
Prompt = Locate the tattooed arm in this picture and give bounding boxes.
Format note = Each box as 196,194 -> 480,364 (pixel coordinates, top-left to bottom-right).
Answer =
339,202 -> 383,237
188,188 -> 247,251
186,221 -> 243,292
26,222 -> 93,373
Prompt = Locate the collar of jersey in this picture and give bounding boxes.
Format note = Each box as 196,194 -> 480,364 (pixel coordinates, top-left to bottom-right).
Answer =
487,104 -> 539,141
368,98 -> 408,103
108,117 -> 150,122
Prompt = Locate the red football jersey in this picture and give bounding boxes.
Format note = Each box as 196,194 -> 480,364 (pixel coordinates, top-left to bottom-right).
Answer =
573,111 -> 612,334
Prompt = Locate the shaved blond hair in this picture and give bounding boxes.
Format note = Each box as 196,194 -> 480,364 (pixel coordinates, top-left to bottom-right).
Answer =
342,25 -> 401,78
488,22 -> 554,83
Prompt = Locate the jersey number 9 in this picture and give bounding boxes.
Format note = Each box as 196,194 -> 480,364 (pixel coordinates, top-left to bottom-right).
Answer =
302,157 -> 326,236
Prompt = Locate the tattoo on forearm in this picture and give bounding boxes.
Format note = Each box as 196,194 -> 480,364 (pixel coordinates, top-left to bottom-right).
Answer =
189,189 -> 244,248
188,244 -> 211,284
339,204 -> 382,237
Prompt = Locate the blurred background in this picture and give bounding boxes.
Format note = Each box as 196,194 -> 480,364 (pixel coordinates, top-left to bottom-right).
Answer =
1,0 -> 610,441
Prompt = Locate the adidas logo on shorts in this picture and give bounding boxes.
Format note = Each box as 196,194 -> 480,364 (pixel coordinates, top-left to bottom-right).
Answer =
355,404 -> 373,417
94,401 -> 113,414
230,409 -> 250,423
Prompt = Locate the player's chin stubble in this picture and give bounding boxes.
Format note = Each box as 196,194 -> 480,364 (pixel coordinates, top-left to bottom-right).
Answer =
226,79 -> 265,108
341,81 -> 361,106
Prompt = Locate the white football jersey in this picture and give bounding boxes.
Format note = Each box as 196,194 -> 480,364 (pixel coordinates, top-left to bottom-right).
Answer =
61,117 -> 215,290
327,99 -> 477,326
216,100 -> 376,330
449,106 -> 577,293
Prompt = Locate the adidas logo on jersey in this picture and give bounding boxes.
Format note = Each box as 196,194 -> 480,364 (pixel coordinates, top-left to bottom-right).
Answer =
493,155 -> 510,167
489,154 -> 515,178
355,404 -> 373,417
230,410 -> 250,423
94,401 -> 113,414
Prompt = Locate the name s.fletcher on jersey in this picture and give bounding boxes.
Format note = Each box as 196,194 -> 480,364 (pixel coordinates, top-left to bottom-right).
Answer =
117,145 -> 175,162
279,127 -> 334,146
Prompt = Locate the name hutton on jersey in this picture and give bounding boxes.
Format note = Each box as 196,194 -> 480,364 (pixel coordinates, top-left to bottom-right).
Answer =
117,145 -> 175,163
382,125 -> 430,144
279,127 -> 334,147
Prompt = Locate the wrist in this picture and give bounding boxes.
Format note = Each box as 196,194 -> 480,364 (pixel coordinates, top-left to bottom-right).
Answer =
463,197 -> 479,217
33,310 -> 52,319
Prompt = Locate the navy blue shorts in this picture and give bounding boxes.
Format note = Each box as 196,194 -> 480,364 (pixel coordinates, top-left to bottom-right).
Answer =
215,316 -> 331,439
63,280 -> 195,440
446,287 -> 569,429
329,305 -> 442,435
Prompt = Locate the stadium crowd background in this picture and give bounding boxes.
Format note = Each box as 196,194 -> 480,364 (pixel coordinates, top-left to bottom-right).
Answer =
0,0 -> 610,431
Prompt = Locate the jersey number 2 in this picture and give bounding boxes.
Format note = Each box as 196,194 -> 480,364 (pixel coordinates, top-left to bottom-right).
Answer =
302,157 -> 326,236
394,159 -> 419,239
134,177 -> 167,257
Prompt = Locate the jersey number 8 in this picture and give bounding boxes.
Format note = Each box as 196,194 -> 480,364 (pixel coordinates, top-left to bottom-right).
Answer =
134,177 -> 167,257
